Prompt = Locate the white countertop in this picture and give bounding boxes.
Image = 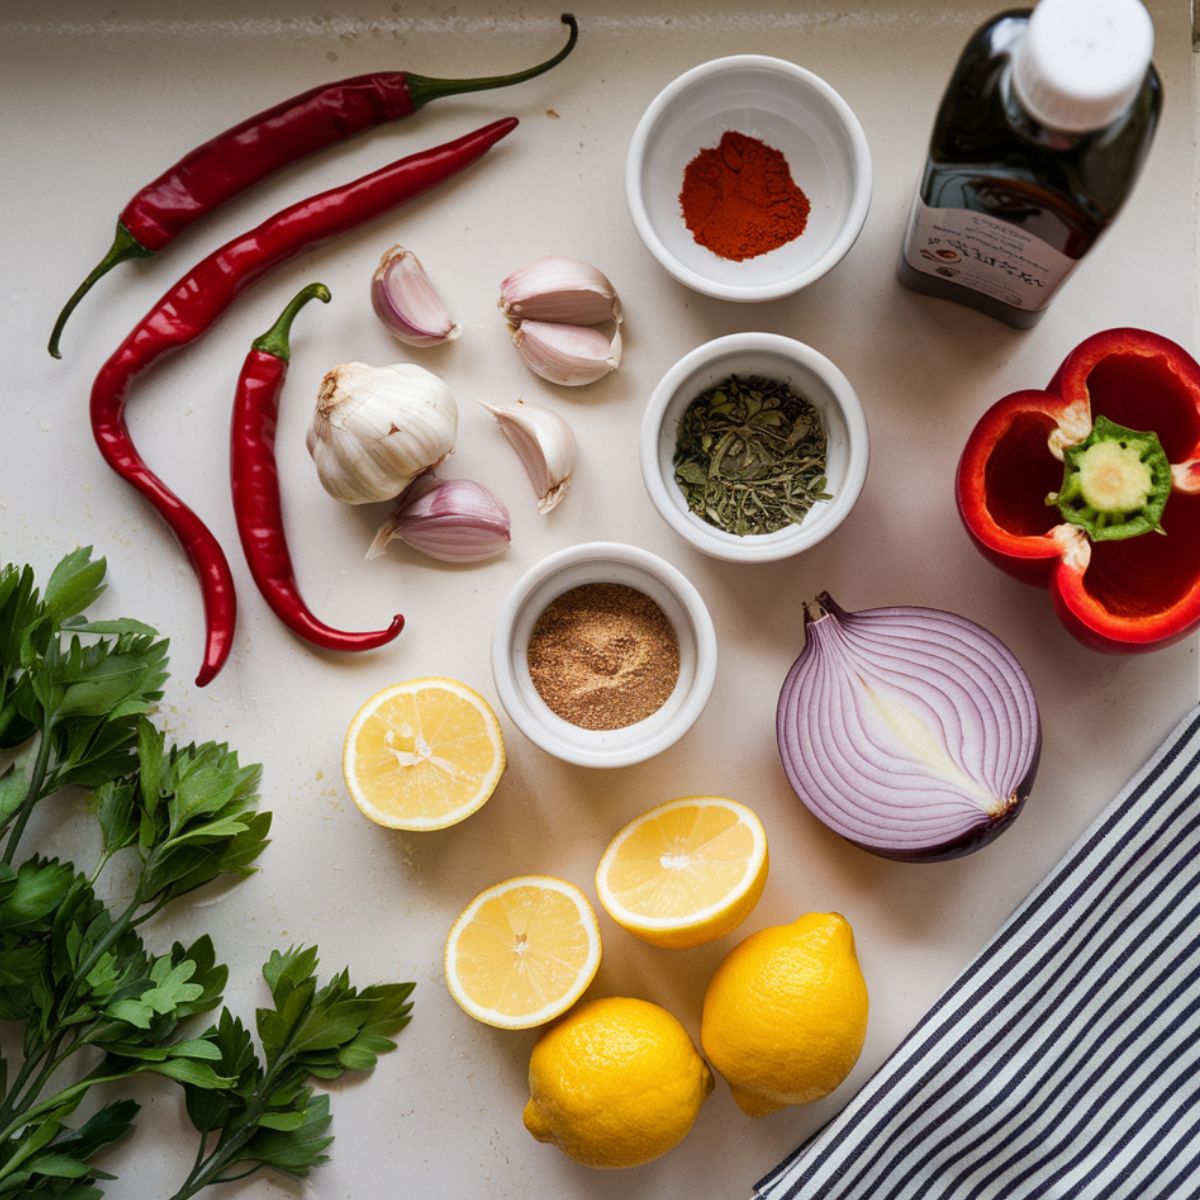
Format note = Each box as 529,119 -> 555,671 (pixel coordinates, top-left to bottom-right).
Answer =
2,2 -> 1197,1197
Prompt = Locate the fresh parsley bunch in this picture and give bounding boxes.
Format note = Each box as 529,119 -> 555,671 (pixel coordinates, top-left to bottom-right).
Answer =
0,550 -> 413,1197
173,948 -> 414,1197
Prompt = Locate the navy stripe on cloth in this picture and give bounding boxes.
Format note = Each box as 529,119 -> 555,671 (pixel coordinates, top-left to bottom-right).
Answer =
754,706 -> 1200,1200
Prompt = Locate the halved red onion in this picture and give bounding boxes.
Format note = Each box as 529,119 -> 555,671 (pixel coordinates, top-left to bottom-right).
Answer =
776,593 -> 1041,862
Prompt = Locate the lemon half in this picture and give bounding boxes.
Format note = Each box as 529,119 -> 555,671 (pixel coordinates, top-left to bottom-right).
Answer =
342,677 -> 504,831
595,796 -> 768,949
444,875 -> 602,1030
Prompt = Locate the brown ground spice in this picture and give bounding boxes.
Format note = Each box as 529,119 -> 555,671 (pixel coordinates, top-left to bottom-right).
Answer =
527,583 -> 680,731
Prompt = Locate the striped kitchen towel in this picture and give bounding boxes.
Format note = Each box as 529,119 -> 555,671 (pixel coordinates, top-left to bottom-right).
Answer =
755,704 -> 1200,1200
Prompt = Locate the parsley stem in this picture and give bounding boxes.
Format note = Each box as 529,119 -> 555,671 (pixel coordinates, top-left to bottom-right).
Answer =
190,1129 -> 211,1176
172,1128 -> 211,1196
0,876 -> 143,1128
1,723 -> 55,865
52,896 -> 142,1023
0,1065 -> 137,1150
170,1030 -> 299,1198
171,1131 -> 255,1197
131,893 -> 172,927
0,1054 -> 41,1128
212,1164 -> 265,1184
0,1033 -> 73,1125
89,849 -> 114,886
176,1089 -> 278,1193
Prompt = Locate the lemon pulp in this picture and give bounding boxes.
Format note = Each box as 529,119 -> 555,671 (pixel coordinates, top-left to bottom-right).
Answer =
343,677 -> 504,830
445,876 -> 601,1030
596,796 -> 768,948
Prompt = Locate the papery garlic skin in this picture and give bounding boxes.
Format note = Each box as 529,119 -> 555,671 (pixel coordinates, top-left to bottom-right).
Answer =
371,244 -> 461,347
500,256 -> 621,326
367,477 -> 511,563
307,361 -> 458,504
512,321 -> 621,387
481,400 -> 576,514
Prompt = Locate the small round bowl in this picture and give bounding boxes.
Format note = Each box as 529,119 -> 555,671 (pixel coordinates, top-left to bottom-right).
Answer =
491,543 -> 717,769
641,333 -> 869,563
626,55 -> 872,301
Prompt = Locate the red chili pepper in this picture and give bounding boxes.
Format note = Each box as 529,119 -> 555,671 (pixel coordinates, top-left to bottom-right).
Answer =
956,327 -> 1200,653
48,14 -> 575,358
90,117 -> 518,687
233,283 -> 403,652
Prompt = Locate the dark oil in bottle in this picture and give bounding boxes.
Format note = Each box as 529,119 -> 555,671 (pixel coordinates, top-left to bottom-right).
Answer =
898,7 -> 1161,329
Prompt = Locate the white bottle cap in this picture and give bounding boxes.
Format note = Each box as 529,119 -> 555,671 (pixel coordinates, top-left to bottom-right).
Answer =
1012,0 -> 1154,133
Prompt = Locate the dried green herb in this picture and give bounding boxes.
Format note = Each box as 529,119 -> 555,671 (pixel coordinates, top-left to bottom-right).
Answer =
672,374 -> 832,536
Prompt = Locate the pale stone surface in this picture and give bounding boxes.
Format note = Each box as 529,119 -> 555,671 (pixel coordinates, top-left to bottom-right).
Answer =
0,2 -> 1195,1196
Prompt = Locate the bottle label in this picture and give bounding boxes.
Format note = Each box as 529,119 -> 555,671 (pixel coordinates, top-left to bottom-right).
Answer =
902,195 -> 1076,311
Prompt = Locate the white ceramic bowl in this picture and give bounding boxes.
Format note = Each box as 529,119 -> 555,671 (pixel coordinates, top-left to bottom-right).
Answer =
626,55 -> 872,301
491,543 -> 717,769
641,333 -> 869,563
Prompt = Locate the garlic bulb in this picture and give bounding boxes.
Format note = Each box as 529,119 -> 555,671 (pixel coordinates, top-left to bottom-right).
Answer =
368,476 -> 510,563
511,321 -> 622,387
500,256 -> 621,325
481,400 -> 576,514
306,362 -> 458,504
371,244 -> 461,347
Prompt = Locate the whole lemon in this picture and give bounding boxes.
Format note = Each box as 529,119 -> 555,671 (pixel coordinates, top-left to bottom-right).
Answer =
523,996 -> 714,1168
701,912 -> 868,1117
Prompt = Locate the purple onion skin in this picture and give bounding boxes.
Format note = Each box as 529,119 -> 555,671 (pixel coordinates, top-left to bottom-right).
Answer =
776,593 -> 1042,863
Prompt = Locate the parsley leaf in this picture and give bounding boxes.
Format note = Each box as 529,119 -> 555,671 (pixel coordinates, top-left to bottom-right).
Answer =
171,948 -> 414,1197
134,736 -> 271,911
0,1099 -> 137,1195
0,549 -> 169,865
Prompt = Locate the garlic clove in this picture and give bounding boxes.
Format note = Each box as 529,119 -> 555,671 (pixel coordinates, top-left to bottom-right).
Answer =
307,361 -> 458,504
500,256 -> 621,326
371,244 -> 461,347
367,476 -> 511,563
511,320 -> 621,387
481,400 -> 576,514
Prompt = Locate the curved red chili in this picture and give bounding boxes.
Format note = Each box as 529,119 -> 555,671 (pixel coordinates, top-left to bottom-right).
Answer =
233,283 -> 404,651
48,15 -> 575,357
90,116 -> 518,687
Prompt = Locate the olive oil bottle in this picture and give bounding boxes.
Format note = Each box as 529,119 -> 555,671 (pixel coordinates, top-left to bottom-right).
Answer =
898,0 -> 1161,329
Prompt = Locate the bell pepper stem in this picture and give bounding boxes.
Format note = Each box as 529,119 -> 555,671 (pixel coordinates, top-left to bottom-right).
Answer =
47,222 -> 154,359
251,283 -> 331,362
404,14 -> 577,108
1053,415 -> 1171,541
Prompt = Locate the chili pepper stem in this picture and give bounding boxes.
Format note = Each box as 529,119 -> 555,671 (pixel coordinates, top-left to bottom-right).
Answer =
404,14 -> 577,108
252,282 -> 331,361
48,222 -> 153,359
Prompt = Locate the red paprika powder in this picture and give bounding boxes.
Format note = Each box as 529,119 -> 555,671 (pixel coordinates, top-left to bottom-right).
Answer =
679,131 -> 811,261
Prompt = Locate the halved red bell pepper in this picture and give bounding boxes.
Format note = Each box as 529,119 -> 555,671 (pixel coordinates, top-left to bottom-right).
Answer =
956,327 -> 1200,653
